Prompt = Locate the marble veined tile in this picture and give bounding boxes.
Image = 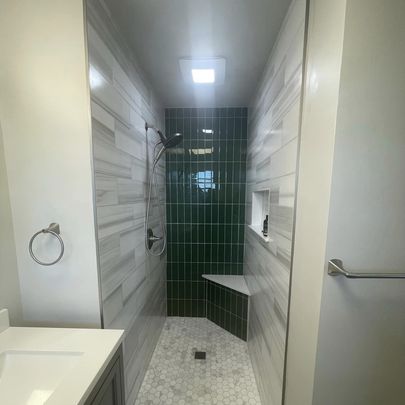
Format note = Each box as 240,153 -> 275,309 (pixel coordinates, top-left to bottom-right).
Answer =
87,4 -> 166,402
95,173 -> 118,206
244,1 -> 305,404
97,205 -> 136,239
115,121 -> 145,160
117,179 -> 145,205
99,233 -> 120,275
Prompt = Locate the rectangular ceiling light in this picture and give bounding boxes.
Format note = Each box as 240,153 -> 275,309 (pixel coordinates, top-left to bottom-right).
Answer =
180,58 -> 225,85
192,69 -> 215,84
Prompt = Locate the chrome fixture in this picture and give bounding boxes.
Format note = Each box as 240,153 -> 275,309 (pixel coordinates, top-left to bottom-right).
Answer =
144,123 -> 183,256
29,223 -> 64,266
328,259 -> 405,279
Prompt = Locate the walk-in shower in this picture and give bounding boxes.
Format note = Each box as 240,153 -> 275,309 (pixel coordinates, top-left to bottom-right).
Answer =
144,122 -> 183,256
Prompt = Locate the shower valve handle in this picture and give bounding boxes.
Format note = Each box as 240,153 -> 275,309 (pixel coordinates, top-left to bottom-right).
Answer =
146,228 -> 163,249
149,235 -> 162,241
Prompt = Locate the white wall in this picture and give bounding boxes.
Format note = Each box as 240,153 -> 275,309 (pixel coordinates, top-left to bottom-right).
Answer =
0,125 -> 22,326
0,0 -> 101,327
286,0 -> 405,404
313,1 -> 405,404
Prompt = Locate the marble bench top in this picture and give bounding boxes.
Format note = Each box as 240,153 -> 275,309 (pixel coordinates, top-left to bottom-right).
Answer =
202,275 -> 251,296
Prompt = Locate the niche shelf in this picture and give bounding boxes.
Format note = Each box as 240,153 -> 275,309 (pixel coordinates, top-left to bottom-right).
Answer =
248,224 -> 271,242
250,190 -> 271,243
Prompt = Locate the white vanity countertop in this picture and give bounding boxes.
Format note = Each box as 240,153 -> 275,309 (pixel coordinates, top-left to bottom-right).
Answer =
0,310 -> 124,405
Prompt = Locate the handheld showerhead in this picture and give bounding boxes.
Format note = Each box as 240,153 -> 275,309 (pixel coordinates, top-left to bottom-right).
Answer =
153,133 -> 183,165
163,133 -> 183,148
144,123 -> 183,257
145,122 -> 168,145
146,122 -> 183,164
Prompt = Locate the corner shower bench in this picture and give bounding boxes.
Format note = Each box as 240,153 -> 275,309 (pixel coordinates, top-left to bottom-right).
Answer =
202,274 -> 251,341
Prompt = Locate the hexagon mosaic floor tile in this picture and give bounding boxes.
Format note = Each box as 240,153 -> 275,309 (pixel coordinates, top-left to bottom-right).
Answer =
135,317 -> 261,405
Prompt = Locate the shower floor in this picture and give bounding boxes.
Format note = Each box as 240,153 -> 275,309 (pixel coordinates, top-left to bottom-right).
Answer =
135,317 -> 261,405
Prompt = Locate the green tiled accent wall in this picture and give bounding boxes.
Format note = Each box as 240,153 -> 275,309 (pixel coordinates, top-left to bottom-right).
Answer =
206,280 -> 248,341
166,107 -> 248,317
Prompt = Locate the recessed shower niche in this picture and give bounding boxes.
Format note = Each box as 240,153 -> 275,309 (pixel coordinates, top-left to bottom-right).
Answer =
249,189 -> 271,242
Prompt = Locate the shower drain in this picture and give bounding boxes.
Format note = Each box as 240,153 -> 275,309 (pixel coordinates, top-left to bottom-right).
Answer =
194,351 -> 206,360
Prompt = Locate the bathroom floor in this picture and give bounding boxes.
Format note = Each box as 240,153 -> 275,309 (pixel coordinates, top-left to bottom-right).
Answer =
135,317 -> 261,405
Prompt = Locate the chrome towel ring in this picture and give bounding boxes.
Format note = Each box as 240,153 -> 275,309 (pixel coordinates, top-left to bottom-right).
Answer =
29,223 -> 64,266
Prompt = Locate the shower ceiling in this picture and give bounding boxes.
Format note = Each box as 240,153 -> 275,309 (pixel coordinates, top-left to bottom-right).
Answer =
98,0 -> 291,107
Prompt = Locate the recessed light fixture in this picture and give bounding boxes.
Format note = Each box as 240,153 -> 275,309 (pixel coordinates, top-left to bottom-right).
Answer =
179,58 -> 226,85
192,69 -> 215,84
89,66 -> 105,89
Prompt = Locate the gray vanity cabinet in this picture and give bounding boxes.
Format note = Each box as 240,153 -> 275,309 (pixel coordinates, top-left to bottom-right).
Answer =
85,345 -> 125,405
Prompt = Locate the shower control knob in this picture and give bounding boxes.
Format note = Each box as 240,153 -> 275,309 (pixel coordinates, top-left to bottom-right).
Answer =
147,228 -> 162,249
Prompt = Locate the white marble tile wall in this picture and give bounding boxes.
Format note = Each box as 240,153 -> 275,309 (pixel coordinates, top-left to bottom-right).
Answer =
86,2 -> 166,403
244,1 -> 306,404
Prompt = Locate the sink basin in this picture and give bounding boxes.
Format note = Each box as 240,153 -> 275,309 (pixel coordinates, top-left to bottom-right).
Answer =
0,350 -> 83,405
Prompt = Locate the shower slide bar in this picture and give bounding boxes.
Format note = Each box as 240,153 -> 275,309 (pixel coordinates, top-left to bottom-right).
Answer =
328,259 -> 405,279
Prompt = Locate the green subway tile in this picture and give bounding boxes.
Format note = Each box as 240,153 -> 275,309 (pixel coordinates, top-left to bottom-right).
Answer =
186,263 -> 193,280
234,292 -> 243,313
170,264 -> 178,280
242,298 -> 248,320
167,299 -> 173,316
191,244 -> 199,262
225,311 -> 231,332
190,264 -> 198,280
225,291 -> 231,312
165,108 -> 247,316
198,263 -> 206,277
231,206 -> 239,224
237,247 -> 244,263
171,300 -> 178,316
178,263 -> 185,281
226,117 -> 235,137
198,244 -> 205,262
230,225 -> 239,244
180,279 -> 188,297
225,206 -> 232,223
235,263 -> 243,275
220,288 -> 226,309
170,245 -> 178,262
167,282 -> 173,299
184,300 -> 192,317
176,300 -> 184,316
224,245 -> 232,262
231,245 -> 239,263
230,314 -> 237,336
236,317 -> 243,339
166,263 -> 173,280
197,300 -> 206,317
184,205 -> 192,222
172,281 -> 179,299
191,301 -> 199,317
241,320 -> 248,341
209,262 -> 217,274
177,204 -> 185,222
238,225 -> 245,244
184,245 -> 192,262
